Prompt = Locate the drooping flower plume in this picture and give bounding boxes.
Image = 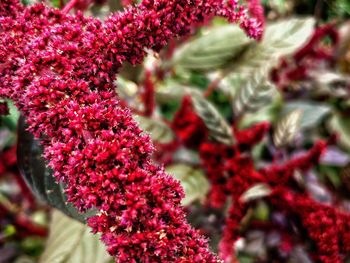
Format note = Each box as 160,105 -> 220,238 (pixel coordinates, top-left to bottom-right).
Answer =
0,0 -> 263,262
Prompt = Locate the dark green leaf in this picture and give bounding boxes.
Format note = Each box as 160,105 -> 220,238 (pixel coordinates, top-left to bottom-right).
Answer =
17,116 -> 90,222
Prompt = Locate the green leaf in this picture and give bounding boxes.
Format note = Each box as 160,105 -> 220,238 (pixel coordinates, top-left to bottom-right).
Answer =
232,73 -> 276,118
229,18 -> 315,77
116,77 -> 138,99
39,210 -> 111,263
319,165 -> 342,188
155,83 -> 187,102
273,109 -> 303,148
252,201 -> 270,221
171,25 -> 253,71
1,100 -> 20,131
283,101 -> 331,129
310,71 -> 350,99
188,89 -> 235,146
239,97 -> 282,129
221,18 -> 315,110
134,115 -> 175,144
328,114 -> 350,152
240,184 -> 272,203
166,164 -> 209,206
17,116 -> 90,222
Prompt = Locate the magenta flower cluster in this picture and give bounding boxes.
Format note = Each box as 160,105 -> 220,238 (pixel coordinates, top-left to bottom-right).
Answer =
0,0 -> 262,261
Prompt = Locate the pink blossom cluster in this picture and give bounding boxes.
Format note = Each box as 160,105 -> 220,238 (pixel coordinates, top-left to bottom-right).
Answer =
0,0 -> 263,262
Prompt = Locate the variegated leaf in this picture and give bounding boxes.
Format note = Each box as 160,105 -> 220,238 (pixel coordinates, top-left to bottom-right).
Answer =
171,25 -> 253,71
273,109 -> 303,147
166,164 -> 209,206
240,184 -> 272,203
229,18 -> 315,77
188,89 -> 235,146
220,18 -> 315,103
232,73 -> 275,118
283,101 -> 331,129
328,114 -> 350,152
134,115 -> 174,144
40,210 -> 111,263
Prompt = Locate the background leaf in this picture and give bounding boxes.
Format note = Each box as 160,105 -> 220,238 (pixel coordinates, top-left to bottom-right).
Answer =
273,109 -> 303,147
171,25 -> 253,71
232,73 -> 275,118
283,101 -> 331,129
328,114 -> 350,152
134,115 -> 175,144
166,164 -> 209,206
188,89 -> 235,145
229,18 -> 315,76
240,184 -> 272,203
220,18 -> 315,101
39,210 -> 111,263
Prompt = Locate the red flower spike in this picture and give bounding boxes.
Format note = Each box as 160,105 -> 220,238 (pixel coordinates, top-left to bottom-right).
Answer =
172,96 -> 209,149
219,202 -> 248,262
235,121 -> 270,149
246,0 -> 265,40
270,187 -> 350,263
260,140 -> 328,185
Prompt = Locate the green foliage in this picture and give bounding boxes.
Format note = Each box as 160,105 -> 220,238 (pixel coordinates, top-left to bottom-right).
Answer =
21,237 -> 45,258
232,73 -> 275,118
240,184 -> 272,203
327,0 -> 350,19
231,18 -> 314,74
223,18 -> 315,118
283,101 -> 332,129
171,25 -> 253,71
273,109 -> 303,148
171,18 -> 315,123
39,210 -> 111,263
166,164 -> 209,206
189,89 -> 235,146
328,113 -> 350,152
252,201 -> 270,221
1,100 -> 20,131
239,98 -> 282,129
135,115 -> 175,144
17,117 -> 90,222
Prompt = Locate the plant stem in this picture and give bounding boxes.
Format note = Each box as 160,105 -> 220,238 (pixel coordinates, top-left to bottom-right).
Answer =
204,76 -> 222,97
62,0 -> 78,14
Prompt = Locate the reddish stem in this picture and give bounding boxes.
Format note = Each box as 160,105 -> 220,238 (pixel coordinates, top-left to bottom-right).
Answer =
204,77 -> 222,98
62,0 -> 78,14
13,172 -> 36,209
142,70 -> 156,116
15,215 -> 48,237
59,0 -> 64,9
0,203 -> 47,238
